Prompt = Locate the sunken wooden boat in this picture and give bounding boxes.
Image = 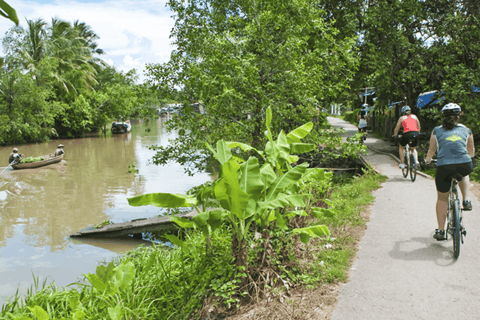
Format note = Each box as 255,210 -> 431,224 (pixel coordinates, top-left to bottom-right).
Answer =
12,154 -> 64,170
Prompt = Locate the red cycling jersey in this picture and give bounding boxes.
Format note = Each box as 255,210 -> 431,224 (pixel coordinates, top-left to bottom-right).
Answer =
402,115 -> 419,132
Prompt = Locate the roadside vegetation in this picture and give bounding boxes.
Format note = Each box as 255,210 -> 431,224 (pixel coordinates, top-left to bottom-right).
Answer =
0,111 -> 385,319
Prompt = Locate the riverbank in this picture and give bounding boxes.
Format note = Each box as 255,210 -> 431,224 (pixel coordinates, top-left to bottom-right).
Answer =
0,117 -> 212,305
0,166 -> 387,319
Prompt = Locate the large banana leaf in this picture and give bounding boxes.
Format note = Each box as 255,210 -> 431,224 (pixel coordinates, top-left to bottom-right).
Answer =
240,157 -> 265,217
266,163 -> 308,200
260,163 -> 277,188
214,159 -> 249,220
192,209 -> 224,234
170,215 -> 194,228
291,225 -> 330,244
265,106 -> 273,141
226,141 -> 264,158
303,168 -> 332,181
286,122 -> 314,144
127,193 -> 196,207
275,131 -> 291,166
240,157 -> 264,199
291,143 -> 316,154
206,140 -> 232,165
311,207 -> 336,219
0,0 -> 18,26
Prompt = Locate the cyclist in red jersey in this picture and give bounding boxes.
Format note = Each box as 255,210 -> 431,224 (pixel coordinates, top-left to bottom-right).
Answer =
393,106 -> 421,169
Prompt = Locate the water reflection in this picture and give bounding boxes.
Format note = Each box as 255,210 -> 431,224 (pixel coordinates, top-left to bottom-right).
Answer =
0,116 -> 212,303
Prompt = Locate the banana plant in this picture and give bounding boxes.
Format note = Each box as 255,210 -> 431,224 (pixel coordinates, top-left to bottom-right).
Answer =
217,106 -> 333,234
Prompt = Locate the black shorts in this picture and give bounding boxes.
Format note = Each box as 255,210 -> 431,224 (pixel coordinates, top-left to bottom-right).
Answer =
400,131 -> 419,147
435,162 -> 473,193
358,127 -> 367,133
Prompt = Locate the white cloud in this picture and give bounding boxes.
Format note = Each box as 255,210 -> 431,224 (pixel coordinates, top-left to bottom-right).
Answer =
123,54 -> 143,68
1,0 -> 176,82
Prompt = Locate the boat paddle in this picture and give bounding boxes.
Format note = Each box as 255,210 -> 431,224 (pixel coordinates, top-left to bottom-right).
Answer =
0,160 -> 16,175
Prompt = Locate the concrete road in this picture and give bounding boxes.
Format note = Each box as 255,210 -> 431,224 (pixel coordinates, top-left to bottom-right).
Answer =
328,117 -> 480,320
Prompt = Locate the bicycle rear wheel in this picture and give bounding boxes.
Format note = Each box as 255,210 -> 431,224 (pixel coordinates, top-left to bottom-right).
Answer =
402,151 -> 409,178
452,199 -> 461,259
409,153 -> 417,182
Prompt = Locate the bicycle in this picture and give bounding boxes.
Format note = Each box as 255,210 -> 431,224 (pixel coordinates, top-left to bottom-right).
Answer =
396,134 -> 417,182
428,159 -> 466,259
358,127 -> 367,145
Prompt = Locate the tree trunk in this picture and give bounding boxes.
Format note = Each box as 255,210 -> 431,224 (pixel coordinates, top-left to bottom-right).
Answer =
232,234 -> 248,289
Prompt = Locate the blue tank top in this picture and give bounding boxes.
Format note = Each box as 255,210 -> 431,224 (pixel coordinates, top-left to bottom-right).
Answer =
433,124 -> 472,166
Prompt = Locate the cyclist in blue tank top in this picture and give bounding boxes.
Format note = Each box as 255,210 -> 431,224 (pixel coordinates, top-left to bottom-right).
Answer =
425,103 -> 475,241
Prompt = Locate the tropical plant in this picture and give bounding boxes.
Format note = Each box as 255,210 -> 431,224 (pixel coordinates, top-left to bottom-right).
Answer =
128,107 -> 334,295
0,0 -> 18,25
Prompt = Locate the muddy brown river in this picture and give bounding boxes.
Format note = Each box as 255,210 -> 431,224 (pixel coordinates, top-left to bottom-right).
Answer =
0,116 -> 213,304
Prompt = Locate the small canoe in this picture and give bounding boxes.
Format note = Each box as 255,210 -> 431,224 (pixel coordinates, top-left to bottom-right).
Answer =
12,154 -> 64,170
111,121 -> 131,134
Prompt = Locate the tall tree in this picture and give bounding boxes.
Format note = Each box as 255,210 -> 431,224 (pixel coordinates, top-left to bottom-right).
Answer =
146,0 -> 358,173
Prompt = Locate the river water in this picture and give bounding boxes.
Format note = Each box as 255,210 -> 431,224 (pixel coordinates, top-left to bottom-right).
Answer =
0,116 -> 213,304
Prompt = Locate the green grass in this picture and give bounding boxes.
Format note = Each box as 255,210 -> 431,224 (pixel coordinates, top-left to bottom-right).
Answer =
289,169 -> 387,289
1,230 -> 235,320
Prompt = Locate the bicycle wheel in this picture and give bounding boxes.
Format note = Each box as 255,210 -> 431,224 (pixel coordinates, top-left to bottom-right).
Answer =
402,151 -> 408,178
452,199 -> 461,259
409,153 -> 417,182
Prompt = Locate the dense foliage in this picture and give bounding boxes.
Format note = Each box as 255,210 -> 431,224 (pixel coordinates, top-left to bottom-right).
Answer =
145,0 -> 358,173
346,0 -> 480,130
0,18 -> 151,144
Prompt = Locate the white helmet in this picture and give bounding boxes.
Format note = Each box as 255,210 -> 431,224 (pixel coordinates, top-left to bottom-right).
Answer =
441,103 -> 461,115
401,106 -> 411,115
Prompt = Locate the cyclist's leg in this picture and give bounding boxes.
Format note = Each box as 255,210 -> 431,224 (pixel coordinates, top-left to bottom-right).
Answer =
434,165 -> 452,240
399,145 -> 405,165
410,132 -> 420,165
398,134 -> 409,166
436,191 -> 449,230
458,175 -> 470,203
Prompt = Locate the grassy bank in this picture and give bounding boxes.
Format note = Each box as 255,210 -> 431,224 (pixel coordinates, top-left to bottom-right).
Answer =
0,169 -> 386,320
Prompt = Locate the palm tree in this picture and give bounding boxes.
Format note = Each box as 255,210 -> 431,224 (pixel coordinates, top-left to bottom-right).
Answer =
47,18 -> 98,94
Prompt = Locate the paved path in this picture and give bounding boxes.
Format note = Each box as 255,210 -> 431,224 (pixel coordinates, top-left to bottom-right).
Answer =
328,117 -> 480,319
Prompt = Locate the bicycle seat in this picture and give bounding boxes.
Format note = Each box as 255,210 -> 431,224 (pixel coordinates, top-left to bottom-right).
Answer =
449,173 -> 464,182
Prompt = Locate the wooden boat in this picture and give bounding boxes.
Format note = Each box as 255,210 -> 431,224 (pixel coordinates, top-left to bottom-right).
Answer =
12,154 -> 64,170
111,121 -> 131,134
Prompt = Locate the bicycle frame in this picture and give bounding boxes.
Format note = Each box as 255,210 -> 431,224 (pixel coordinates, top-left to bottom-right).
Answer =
398,135 -> 417,182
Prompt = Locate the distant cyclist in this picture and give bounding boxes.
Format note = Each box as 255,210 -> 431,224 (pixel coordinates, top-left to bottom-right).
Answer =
425,103 -> 475,241
357,104 -> 369,139
393,106 -> 421,169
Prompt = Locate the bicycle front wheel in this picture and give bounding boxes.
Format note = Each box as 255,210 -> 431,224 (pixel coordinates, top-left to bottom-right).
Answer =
409,153 -> 417,182
452,199 -> 461,259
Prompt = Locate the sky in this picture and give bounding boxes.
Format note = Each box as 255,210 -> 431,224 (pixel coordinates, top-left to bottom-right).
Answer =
0,0 -> 176,82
